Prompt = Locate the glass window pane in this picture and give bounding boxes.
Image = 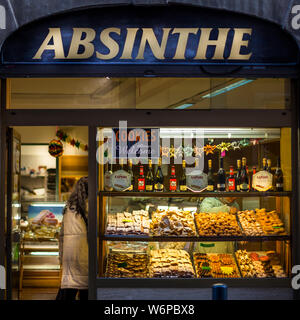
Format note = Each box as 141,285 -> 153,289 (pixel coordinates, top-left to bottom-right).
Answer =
9,78 -> 290,109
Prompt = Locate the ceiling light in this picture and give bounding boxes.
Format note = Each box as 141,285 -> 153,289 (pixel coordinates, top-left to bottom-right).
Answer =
174,103 -> 194,109
202,79 -> 254,99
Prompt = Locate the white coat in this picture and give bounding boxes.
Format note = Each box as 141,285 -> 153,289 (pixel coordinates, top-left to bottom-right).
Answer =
59,207 -> 88,289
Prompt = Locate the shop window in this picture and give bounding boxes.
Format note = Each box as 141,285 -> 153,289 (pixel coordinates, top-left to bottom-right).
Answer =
8,78 -> 290,110
97,126 -> 292,279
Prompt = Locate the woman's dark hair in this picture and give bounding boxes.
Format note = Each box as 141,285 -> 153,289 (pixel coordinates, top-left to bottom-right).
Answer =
63,176 -> 88,227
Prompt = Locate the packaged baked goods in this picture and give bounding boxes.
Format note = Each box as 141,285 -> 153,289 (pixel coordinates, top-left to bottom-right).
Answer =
149,249 -> 195,278
105,252 -> 148,278
106,210 -> 150,235
195,212 -> 242,237
255,209 -> 285,235
151,209 -> 196,236
237,210 -> 264,236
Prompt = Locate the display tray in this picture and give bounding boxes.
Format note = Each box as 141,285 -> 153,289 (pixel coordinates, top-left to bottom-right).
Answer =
193,253 -> 241,278
99,191 -> 292,198
235,250 -> 287,279
104,207 -> 288,240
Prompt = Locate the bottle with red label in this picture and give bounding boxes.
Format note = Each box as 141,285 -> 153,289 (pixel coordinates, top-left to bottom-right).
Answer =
138,165 -> 145,192
226,165 -> 236,192
251,166 -> 257,191
169,165 -> 177,192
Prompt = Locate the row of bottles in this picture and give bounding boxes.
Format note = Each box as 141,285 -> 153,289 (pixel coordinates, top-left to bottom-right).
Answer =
104,156 -> 283,192
211,157 -> 283,192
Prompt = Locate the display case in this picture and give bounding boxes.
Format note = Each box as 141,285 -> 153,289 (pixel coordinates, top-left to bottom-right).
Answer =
97,126 -> 292,287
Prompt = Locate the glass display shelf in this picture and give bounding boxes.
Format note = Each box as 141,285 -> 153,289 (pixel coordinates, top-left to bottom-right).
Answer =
99,191 -> 292,197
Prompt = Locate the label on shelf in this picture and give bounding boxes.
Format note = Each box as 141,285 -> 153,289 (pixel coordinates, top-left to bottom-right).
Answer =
187,171 -> 208,191
252,170 -> 273,192
111,170 -> 132,191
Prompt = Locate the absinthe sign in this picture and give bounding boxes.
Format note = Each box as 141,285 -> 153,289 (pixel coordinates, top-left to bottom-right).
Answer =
32,27 -> 252,62
3,6 -> 298,66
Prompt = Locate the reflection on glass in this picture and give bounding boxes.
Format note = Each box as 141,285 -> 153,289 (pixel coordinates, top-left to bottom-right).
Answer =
10,78 -> 290,109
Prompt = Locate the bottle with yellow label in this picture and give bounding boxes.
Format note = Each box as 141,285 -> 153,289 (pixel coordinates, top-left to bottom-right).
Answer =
207,159 -> 214,192
179,160 -> 187,192
154,157 -> 164,192
127,159 -> 134,191
146,159 -> 154,192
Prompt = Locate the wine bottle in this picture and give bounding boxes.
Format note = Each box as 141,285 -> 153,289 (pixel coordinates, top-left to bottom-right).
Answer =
154,157 -> 164,192
274,157 -> 284,192
169,165 -> 177,192
239,157 -> 250,192
262,158 -> 267,171
127,159 -> 134,192
235,159 -> 241,192
119,158 -> 124,171
217,157 -> 226,192
179,160 -> 187,192
137,165 -> 145,192
104,162 -> 113,192
227,165 -> 236,192
251,166 -> 257,191
145,159 -> 154,192
267,159 -> 272,173
207,159 -> 214,192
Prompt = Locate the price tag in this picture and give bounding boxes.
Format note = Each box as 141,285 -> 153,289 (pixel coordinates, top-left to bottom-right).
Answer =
201,266 -> 211,270
117,262 -> 128,268
200,243 -> 215,247
220,266 -> 233,274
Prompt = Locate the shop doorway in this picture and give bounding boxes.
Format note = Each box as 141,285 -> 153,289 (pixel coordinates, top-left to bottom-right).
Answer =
6,126 -> 88,300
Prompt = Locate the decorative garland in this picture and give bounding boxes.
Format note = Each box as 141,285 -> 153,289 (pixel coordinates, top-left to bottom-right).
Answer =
56,129 -> 88,151
48,139 -> 64,158
159,139 -> 260,158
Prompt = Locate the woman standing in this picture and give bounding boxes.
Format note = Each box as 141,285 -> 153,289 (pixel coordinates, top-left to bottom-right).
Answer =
56,176 -> 88,300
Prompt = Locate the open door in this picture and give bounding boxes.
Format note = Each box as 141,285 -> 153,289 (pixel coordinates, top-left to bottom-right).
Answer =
6,128 -> 21,299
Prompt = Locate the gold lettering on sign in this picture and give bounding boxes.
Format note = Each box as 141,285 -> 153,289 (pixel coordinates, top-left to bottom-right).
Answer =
96,28 -> 121,60
228,28 -> 252,60
120,28 -> 139,59
66,28 -> 96,59
194,28 -> 230,60
172,28 -> 198,59
33,28 -> 65,59
136,28 -> 171,59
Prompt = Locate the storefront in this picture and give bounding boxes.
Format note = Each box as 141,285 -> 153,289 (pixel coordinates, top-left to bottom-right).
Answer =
0,3 -> 299,300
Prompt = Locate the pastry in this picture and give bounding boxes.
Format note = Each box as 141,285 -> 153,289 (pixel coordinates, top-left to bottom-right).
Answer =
195,212 -> 242,237
149,249 -> 195,278
237,210 -> 264,236
105,252 -> 148,278
106,210 -> 150,235
151,209 -> 196,236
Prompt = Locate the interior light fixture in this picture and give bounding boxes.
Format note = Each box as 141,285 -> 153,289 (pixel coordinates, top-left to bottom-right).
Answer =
30,203 -> 65,207
174,103 -> 194,109
30,252 -> 59,256
202,79 -> 254,99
